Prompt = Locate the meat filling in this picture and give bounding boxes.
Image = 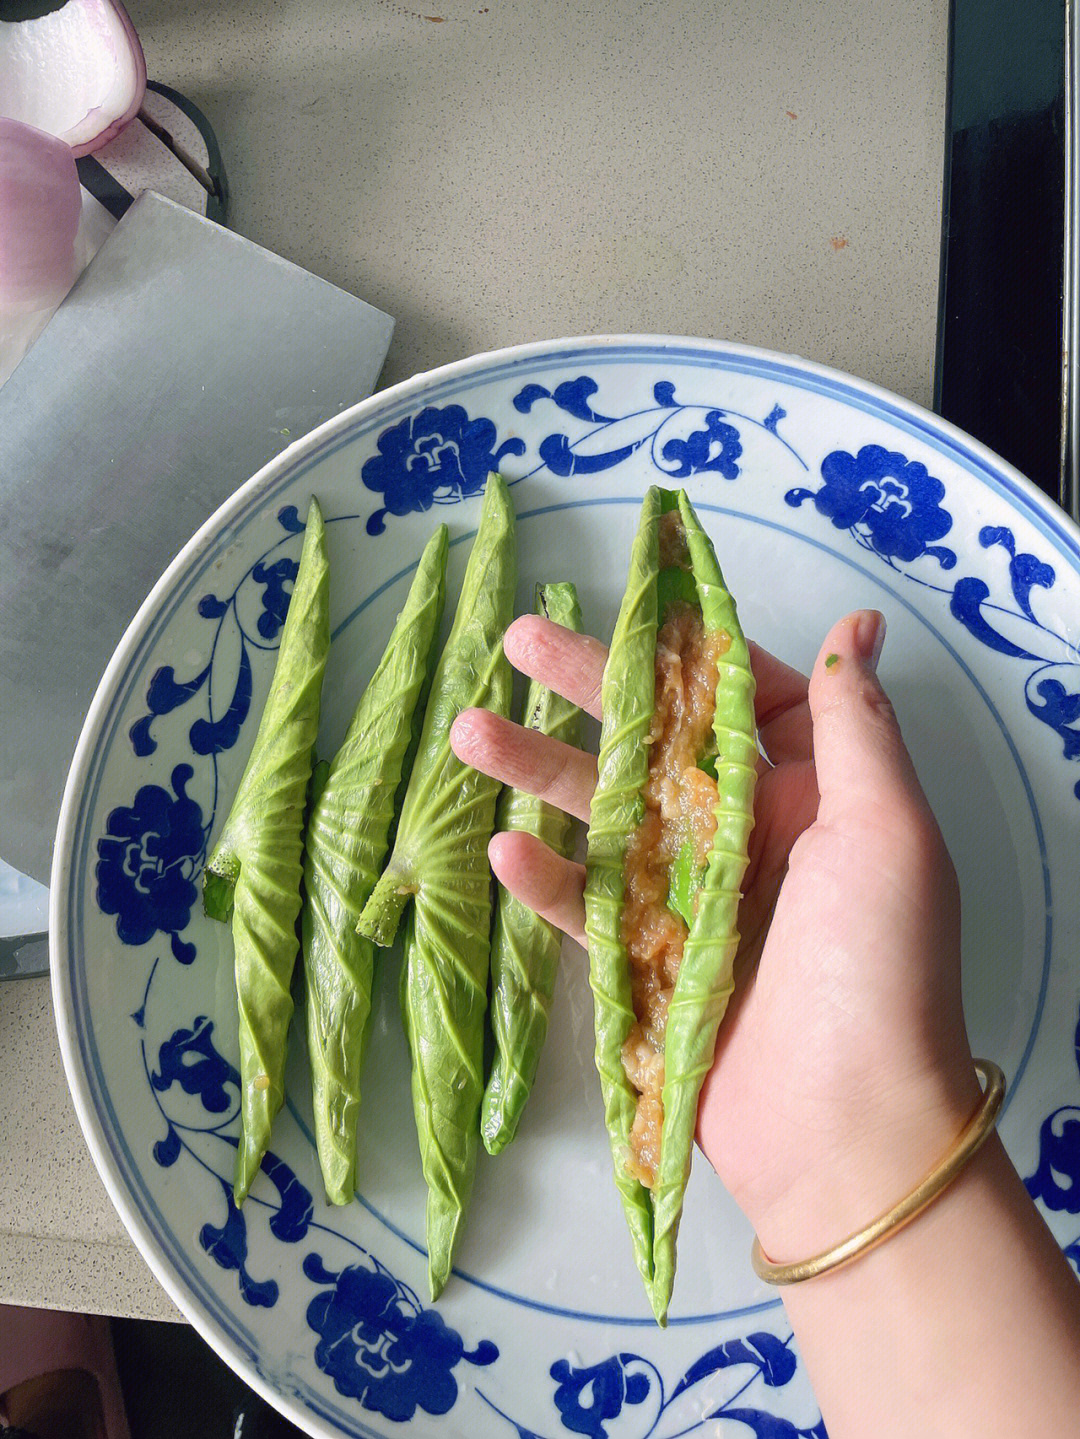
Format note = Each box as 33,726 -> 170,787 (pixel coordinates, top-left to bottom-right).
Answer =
620,513 -> 729,1186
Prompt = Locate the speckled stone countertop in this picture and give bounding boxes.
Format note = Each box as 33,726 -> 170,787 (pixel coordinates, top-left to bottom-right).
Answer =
0,0 -> 947,1319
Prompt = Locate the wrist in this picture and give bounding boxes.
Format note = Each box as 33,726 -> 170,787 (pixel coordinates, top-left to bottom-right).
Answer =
743,1058 -> 983,1264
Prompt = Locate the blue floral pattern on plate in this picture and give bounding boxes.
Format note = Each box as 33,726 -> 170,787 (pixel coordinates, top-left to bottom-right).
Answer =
480,1338 -> 825,1439
786,443 -> 956,569
551,1355 -> 650,1436
1025,1009 -> 1080,1256
96,764 -> 203,963
361,404 -> 526,535
304,1254 -> 498,1422
58,344 -> 1080,1437
140,1000 -> 502,1387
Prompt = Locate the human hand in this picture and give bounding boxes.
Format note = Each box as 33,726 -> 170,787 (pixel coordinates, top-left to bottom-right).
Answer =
450,609 -> 981,1258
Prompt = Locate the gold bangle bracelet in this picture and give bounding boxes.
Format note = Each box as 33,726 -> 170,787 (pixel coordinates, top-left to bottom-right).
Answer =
751,1058 -> 1006,1286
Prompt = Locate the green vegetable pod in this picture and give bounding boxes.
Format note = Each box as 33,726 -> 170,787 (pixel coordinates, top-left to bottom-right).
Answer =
357,473 -> 516,1298
583,486 -> 757,1325
481,581 -> 584,1157
203,498 -> 331,1205
301,524 -> 448,1205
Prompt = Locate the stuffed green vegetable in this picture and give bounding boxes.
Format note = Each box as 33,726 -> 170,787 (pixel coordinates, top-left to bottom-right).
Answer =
584,487 -> 757,1324
301,525 -> 448,1205
203,497 -> 331,1204
481,581 -> 584,1156
358,473 -> 516,1298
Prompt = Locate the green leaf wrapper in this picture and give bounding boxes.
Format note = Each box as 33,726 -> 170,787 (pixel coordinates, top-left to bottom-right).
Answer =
650,490 -> 757,1322
357,474 -> 516,1298
481,582 -> 584,1156
583,488 -> 660,1292
301,525 -> 448,1205
584,487 -> 757,1325
203,498 -> 331,1205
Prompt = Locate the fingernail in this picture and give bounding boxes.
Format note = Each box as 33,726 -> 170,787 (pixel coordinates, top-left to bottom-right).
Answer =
854,610 -> 886,671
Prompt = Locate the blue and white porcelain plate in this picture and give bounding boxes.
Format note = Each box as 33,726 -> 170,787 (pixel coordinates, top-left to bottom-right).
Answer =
52,337 -> 1080,1438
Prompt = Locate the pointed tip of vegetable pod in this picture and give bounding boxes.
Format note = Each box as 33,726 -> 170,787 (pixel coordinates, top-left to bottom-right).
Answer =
480,1119 -> 512,1157
304,494 -> 325,534
647,1247 -> 673,1327
233,1092 -> 279,1205
648,1288 -> 670,1328
480,471 -> 514,527
413,519 -> 449,611
427,1250 -> 454,1302
675,488 -> 709,546
312,1116 -> 357,1206
630,485 -> 664,542
233,1152 -> 255,1207
232,1092 -> 274,1204
322,1173 -> 355,1207
415,522 -> 450,593
425,1187 -> 467,1301
479,1089 -> 513,1157
534,580 -> 583,631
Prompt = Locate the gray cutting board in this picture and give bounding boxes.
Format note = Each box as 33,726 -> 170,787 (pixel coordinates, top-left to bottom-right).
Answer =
0,192 -> 394,885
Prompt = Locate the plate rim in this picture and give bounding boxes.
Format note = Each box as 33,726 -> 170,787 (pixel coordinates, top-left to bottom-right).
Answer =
49,332 -> 1080,1437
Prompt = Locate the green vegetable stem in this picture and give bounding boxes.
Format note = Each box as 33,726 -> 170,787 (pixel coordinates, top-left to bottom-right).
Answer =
301,525 -> 448,1205
357,474 -> 516,1298
481,582 -> 584,1156
584,487 -> 757,1324
203,498 -> 331,1205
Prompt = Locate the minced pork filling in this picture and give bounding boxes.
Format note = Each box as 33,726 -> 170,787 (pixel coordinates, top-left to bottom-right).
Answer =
619,513 -> 729,1187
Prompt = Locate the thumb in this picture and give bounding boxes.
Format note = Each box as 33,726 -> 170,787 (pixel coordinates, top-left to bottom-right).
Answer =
808,610 -> 928,822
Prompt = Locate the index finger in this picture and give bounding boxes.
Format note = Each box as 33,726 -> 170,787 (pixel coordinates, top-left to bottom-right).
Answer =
507,616 -> 813,765
504,614 -> 607,720
748,640 -> 812,765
